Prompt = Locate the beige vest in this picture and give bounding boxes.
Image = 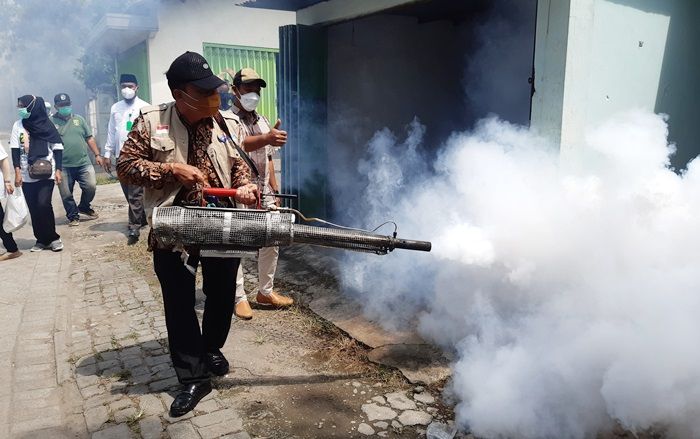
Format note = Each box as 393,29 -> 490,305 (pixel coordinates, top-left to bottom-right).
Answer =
140,102 -> 245,218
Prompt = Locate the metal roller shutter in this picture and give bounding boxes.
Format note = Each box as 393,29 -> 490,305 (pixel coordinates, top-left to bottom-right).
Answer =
203,42 -> 279,123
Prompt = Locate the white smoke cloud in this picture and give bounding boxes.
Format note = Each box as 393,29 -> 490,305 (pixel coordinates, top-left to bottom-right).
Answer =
338,110 -> 700,438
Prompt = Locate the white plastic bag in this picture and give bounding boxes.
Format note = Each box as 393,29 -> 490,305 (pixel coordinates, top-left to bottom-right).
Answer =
3,187 -> 29,233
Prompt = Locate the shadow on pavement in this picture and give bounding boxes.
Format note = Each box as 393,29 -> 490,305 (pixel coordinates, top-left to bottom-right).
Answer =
88,221 -> 130,237
74,339 -> 367,398
14,425 -> 86,439
12,238 -> 36,250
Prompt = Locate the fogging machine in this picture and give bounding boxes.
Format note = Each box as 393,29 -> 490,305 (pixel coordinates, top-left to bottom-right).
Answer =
151,187 -> 431,257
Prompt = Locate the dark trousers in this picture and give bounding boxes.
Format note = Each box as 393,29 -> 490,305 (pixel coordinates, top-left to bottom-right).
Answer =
120,182 -> 146,233
153,249 -> 239,385
58,164 -> 96,221
23,180 -> 60,246
0,203 -> 18,253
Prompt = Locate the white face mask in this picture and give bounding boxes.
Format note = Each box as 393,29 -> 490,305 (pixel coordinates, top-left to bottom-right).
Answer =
239,92 -> 260,112
121,87 -> 136,100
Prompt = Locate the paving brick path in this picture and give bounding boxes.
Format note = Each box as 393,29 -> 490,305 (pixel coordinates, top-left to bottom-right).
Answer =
0,184 -> 251,438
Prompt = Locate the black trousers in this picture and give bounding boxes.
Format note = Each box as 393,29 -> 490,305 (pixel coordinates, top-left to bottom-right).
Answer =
119,182 -> 146,232
153,249 -> 239,385
0,203 -> 18,253
23,180 -> 60,246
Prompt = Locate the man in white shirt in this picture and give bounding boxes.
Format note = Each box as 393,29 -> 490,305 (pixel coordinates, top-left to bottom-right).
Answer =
103,74 -> 150,244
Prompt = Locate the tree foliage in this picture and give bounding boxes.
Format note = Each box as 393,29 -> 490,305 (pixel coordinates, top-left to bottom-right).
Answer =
0,0 -> 151,92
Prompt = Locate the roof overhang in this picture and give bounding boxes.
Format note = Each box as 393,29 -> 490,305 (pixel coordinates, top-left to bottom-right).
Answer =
238,0 -> 327,11
241,0 -> 424,25
87,13 -> 159,54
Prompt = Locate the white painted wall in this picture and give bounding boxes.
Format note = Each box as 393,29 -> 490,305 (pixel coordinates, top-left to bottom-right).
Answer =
533,0 -> 700,168
147,0 -> 295,104
559,0 -> 671,157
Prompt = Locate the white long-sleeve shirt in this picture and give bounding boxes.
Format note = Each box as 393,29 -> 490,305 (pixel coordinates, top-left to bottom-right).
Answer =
104,97 -> 149,159
10,120 -> 63,183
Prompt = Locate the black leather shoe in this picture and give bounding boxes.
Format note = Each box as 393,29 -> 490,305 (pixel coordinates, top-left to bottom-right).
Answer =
205,351 -> 230,376
169,381 -> 213,417
127,232 -> 139,246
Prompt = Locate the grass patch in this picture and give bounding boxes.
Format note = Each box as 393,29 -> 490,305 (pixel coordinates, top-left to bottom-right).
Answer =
126,408 -> 144,435
110,335 -> 121,350
96,174 -> 119,186
112,369 -> 132,381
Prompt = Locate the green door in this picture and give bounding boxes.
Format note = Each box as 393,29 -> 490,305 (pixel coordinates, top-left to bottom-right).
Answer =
116,41 -> 151,103
203,42 -> 278,123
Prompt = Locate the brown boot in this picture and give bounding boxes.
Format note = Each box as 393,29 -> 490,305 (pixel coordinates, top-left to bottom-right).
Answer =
256,291 -> 294,308
0,251 -> 22,261
234,300 -> 253,320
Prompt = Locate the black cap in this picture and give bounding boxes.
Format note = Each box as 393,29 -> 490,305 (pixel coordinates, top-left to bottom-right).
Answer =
54,93 -> 71,106
166,51 -> 224,91
120,73 -> 138,85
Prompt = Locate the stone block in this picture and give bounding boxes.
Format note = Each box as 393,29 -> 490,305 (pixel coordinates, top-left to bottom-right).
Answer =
139,415 -> 163,439
139,394 -> 165,416
92,423 -> 133,439
166,422 -> 199,439
84,405 -> 109,432
191,408 -> 242,428
199,420 -> 245,439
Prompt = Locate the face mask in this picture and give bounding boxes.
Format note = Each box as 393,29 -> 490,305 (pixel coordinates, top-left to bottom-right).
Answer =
58,106 -> 72,117
218,92 -> 233,111
239,92 -> 260,112
178,90 -> 220,119
18,108 -> 30,119
121,87 -> 136,100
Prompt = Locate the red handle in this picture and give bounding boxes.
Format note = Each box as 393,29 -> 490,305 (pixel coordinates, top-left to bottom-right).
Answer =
203,187 -> 238,197
202,187 -> 262,209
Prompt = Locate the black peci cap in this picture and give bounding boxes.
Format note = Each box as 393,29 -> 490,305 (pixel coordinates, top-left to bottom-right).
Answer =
119,74 -> 138,85
166,51 -> 224,91
54,93 -> 71,106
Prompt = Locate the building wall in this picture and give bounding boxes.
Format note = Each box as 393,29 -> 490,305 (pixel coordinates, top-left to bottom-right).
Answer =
324,4 -> 536,219
555,0 -> 700,167
326,14 -> 470,157
650,0 -> 700,168
325,4 -> 536,156
147,0 -> 295,105
297,0 -> 420,25
530,0 -> 571,145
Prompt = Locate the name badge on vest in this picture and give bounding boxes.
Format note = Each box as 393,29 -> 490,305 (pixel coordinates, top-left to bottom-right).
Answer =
217,133 -> 239,145
155,124 -> 169,136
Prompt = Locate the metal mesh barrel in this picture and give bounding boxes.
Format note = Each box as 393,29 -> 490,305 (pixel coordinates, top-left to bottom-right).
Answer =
152,206 -> 295,248
152,206 -> 431,254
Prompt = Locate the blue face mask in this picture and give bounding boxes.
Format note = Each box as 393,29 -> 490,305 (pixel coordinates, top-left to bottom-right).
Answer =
58,106 -> 72,117
18,108 -> 30,119
218,92 -> 233,111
